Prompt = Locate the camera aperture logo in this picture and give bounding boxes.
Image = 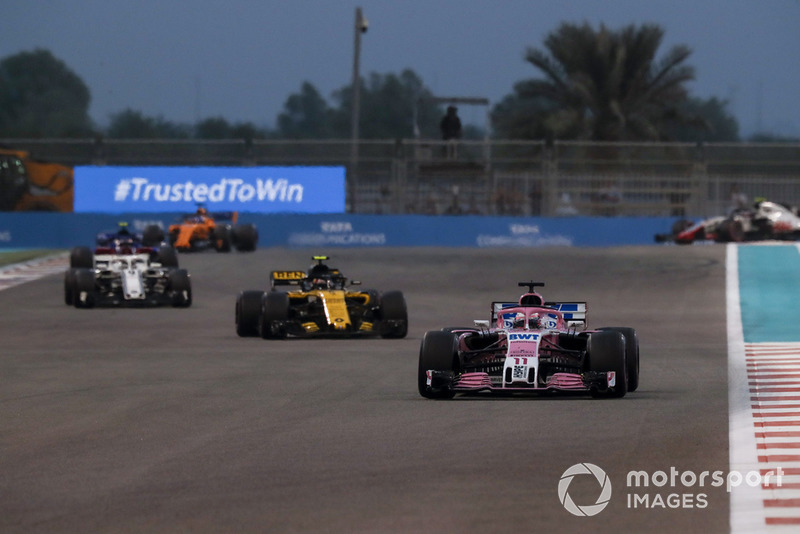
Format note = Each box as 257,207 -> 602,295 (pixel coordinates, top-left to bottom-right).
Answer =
558,463 -> 785,515
558,463 -> 612,517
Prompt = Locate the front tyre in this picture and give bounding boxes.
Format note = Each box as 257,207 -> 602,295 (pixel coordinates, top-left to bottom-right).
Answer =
587,330 -> 627,398
73,268 -> 96,308
260,291 -> 289,339
169,269 -> 192,307
599,327 -> 639,392
213,225 -> 232,252
418,330 -> 459,399
379,290 -> 408,338
64,268 -> 77,305
236,290 -> 265,337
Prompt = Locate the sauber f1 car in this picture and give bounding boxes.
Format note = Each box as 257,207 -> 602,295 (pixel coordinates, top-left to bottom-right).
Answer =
419,282 -> 639,399
64,248 -> 192,308
166,207 -> 258,252
235,256 -> 408,339
69,221 -> 179,269
655,200 -> 800,244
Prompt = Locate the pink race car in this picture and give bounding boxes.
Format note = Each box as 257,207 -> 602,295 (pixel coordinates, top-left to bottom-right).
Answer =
418,282 -> 639,399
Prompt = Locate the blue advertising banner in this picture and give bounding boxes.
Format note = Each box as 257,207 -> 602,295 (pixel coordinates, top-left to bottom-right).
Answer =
74,166 -> 346,213
0,212 -> 679,249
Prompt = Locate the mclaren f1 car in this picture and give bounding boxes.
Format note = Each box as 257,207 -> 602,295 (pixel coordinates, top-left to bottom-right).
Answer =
235,256 -> 408,339
165,207 -> 258,252
418,282 -> 639,399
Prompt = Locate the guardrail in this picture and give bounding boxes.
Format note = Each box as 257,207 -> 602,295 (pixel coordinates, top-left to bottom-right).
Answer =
3,138 -> 799,218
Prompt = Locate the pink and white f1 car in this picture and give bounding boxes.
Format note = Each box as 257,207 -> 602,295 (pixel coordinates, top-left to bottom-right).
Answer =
418,282 -> 639,399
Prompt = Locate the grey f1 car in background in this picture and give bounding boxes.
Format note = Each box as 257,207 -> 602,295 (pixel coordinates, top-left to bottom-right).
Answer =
655,200 -> 800,244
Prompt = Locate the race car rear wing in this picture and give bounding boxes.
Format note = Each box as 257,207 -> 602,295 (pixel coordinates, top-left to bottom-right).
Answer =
270,270 -> 306,288
491,301 -> 587,327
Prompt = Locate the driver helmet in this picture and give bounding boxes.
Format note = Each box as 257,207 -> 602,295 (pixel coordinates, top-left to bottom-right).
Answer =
312,277 -> 331,289
512,313 -> 527,329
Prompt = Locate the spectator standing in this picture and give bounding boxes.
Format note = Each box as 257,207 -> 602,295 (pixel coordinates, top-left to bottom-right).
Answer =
440,105 -> 462,159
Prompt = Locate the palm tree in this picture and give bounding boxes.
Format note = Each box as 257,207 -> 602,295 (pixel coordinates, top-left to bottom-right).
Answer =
502,22 -> 698,141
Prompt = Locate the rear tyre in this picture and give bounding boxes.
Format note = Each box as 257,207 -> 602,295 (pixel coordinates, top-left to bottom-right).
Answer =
260,291 -> 289,339
587,330 -> 627,398
157,245 -> 179,268
716,218 -> 744,243
69,246 -> 93,269
379,290 -> 408,338
236,290 -> 264,337
599,327 -> 639,392
142,225 -> 165,246
418,330 -> 459,399
233,223 -> 258,252
169,269 -> 192,307
73,268 -> 96,308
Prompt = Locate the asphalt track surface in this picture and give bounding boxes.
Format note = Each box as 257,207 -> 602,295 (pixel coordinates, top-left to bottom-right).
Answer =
0,246 -> 730,533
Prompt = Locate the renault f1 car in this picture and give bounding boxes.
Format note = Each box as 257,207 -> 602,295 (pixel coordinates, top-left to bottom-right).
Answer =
64,248 -> 192,308
655,200 -> 800,244
235,256 -> 408,339
418,282 -> 639,399
167,207 -> 258,252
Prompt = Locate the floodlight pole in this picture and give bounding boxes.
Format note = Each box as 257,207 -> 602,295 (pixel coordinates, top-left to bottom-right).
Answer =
350,7 -> 366,211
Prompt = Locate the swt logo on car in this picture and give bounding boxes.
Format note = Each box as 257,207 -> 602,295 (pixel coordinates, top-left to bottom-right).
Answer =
509,333 -> 539,341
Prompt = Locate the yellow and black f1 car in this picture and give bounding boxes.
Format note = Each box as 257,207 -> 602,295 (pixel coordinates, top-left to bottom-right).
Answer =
235,256 -> 408,339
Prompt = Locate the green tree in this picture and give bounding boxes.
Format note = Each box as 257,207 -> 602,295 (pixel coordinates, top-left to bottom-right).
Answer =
666,97 -> 740,142
195,116 -> 232,139
106,108 -> 189,138
277,82 -> 333,138
331,69 -> 441,139
494,22 -> 698,141
0,49 -> 94,137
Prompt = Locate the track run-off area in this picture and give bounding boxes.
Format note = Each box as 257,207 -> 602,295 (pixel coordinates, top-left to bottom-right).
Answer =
1,244 -> 799,533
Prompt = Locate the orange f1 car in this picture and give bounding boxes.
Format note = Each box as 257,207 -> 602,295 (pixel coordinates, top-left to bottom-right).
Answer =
167,207 -> 258,252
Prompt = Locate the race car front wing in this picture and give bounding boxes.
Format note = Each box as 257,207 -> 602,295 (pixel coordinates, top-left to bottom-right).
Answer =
424,370 -> 616,395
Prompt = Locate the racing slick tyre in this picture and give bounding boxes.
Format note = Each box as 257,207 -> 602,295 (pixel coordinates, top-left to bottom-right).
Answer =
64,268 -> 78,306
586,330 -> 627,398
260,291 -> 289,339
169,269 -> 192,307
671,219 -> 694,236
236,290 -> 265,337
378,290 -> 408,339
232,223 -> 258,252
599,327 -> 639,392
69,246 -> 93,269
72,268 -> 96,308
213,225 -> 232,253
418,330 -> 459,399
716,218 -> 744,243
142,225 -> 165,246
157,245 -> 179,268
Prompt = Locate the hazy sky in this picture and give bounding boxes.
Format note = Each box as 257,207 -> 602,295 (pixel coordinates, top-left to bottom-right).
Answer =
2,0 -> 799,137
